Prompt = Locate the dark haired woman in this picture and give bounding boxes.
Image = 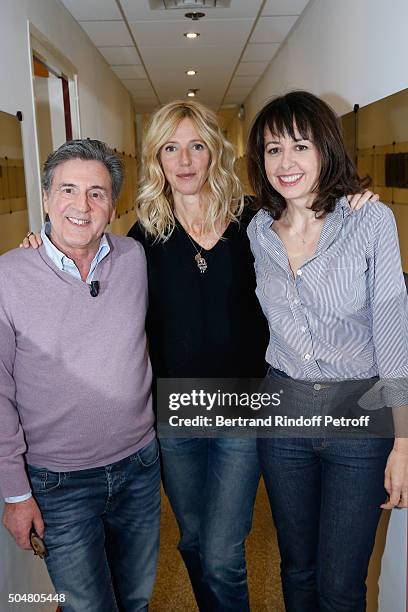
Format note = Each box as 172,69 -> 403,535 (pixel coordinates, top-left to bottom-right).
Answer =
246,90 -> 408,612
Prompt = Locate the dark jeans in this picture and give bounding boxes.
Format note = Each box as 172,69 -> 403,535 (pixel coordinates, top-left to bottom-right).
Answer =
28,438 -> 161,612
159,437 -> 261,611
259,370 -> 393,612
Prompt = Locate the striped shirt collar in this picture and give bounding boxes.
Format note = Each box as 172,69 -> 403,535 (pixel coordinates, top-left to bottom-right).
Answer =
256,195 -> 351,227
41,221 -> 110,283
255,196 -> 352,259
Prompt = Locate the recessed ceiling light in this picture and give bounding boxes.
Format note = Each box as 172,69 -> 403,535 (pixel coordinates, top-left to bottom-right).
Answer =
187,89 -> 199,97
184,32 -> 200,39
186,70 -> 197,76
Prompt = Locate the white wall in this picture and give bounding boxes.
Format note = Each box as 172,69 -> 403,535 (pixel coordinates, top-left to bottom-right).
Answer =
245,0 -> 408,127
0,0 -> 135,232
0,509 -> 55,612
379,510 -> 407,612
0,0 -> 135,604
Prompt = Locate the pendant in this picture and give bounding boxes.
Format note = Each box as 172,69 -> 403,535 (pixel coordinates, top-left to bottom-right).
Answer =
195,253 -> 207,273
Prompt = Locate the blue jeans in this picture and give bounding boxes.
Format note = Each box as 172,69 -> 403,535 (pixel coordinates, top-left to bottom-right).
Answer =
258,370 -> 393,612
28,438 -> 161,612
159,437 -> 261,611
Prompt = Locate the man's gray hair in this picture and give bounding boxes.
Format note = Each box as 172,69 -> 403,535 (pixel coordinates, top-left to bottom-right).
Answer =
42,139 -> 124,202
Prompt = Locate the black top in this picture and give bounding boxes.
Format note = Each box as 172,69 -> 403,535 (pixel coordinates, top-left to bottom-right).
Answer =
127,206 -> 268,378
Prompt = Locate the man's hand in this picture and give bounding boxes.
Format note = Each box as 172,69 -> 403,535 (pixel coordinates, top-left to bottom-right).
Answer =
2,497 -> 44,549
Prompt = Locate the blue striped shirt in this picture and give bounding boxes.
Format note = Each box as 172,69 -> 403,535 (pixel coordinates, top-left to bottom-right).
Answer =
247,197 -> 408,402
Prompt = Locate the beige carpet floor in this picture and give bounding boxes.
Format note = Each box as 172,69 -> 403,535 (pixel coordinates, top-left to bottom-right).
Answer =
150,479 -> 284,611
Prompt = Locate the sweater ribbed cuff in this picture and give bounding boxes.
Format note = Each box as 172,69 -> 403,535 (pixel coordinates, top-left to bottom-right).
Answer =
0,467 -> 31,500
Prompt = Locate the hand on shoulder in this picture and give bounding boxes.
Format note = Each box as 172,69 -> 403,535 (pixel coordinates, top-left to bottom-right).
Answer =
19,232 -> 42,249
347,190 -> 379,211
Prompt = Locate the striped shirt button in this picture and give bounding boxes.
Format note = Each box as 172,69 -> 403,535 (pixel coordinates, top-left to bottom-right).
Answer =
314,383 -> 322,390
304,353 -> 311,361
301,326 -> 307,332
297,270 -> 303,276
293,299 -> 300,305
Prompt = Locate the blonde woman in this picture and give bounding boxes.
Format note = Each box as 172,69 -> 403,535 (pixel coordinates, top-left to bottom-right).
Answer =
127,100 -> 268,611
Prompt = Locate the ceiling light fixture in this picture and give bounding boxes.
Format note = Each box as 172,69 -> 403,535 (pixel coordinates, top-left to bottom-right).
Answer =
184,32 -> 200,39
185,12 -> 206,20
187,89 -> 199,97
186,69 -> 197,75
164,0 -> 211,7
162,0 -> 215,8
151,1 -> 231,10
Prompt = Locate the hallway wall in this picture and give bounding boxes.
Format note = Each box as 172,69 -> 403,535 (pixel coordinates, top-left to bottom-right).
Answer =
0,0 -> 136,235
244,0 -> 408,125
0,1 -> 136,606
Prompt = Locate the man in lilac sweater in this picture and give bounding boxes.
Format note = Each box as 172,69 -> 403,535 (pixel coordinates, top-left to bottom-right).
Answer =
0,140 -> 159,611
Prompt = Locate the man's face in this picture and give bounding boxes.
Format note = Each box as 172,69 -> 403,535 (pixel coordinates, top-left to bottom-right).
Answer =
43,159 -> 115,257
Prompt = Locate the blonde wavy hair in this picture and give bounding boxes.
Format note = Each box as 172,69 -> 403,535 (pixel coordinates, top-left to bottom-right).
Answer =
136,100 -> 244,240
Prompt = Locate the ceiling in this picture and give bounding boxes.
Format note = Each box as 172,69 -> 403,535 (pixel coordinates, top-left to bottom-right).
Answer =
59,0 -> 310,112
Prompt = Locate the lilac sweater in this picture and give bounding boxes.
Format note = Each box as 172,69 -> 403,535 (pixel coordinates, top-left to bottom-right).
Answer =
0,235 -> 154,498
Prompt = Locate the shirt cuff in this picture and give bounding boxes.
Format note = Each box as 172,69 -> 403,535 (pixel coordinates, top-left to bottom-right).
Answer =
4,492 -> 32,503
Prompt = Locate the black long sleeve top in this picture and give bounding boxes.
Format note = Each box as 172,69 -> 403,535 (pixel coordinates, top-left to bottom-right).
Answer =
128,206 -> 268,378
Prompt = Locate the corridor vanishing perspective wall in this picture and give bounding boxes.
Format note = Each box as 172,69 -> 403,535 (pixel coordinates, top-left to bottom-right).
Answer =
0,1 -> 136,605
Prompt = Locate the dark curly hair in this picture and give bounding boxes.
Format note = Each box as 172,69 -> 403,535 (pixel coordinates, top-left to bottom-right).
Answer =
247,90 -> 369,218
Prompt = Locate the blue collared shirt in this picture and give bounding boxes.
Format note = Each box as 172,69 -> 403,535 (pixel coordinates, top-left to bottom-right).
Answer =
40,221 -> 110,283
248,197 -> 408,397
5,224 -> 110,503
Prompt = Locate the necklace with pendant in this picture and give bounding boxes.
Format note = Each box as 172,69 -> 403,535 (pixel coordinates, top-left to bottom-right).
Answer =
180,225 -> 208,273
283,211 -> 320,246
291,227 -> 308,245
